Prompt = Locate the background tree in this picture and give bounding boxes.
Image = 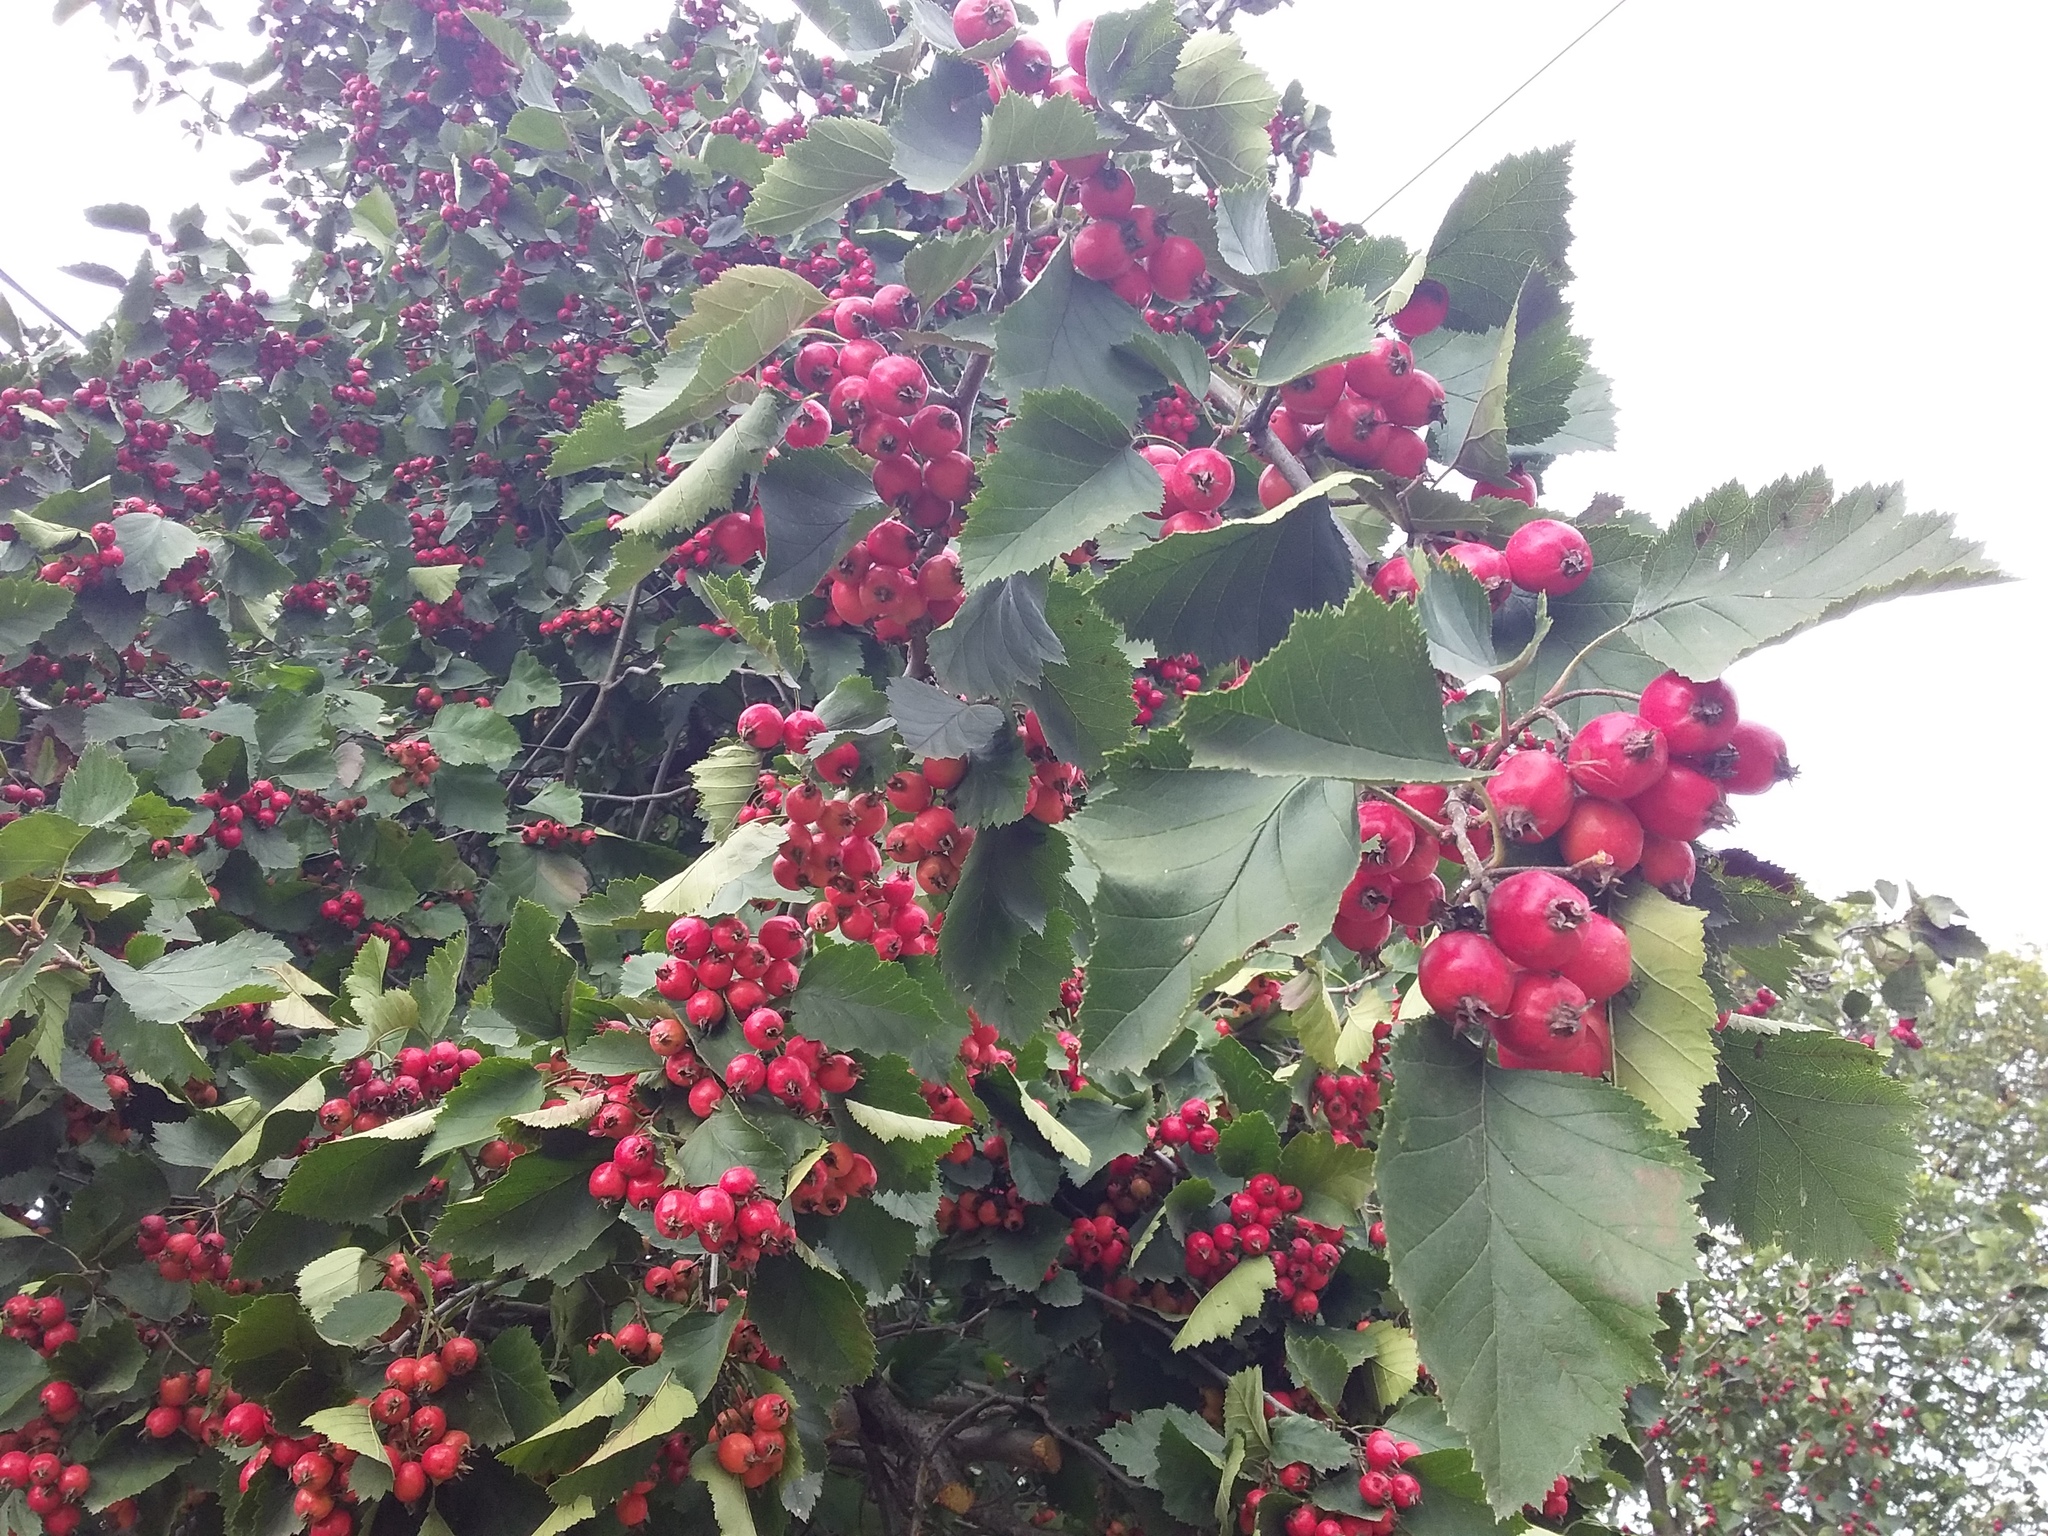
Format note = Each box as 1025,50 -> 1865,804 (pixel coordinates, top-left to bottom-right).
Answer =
0,2 -> 2011,1536
1631,919 -> 2048,1536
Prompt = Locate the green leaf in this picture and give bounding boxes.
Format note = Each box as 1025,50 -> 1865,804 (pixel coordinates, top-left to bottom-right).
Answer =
1178,588 -> 1465,781
1689,1029 -> 1919,1264
463,7 -> 532,62
277,1123 -> 431,1222
1607,886 -> 1720,1132
1208,1033 -> 1289,1121
432,763 -> 509,834
798,0 -> 899,53
928,571 -> 1066,699
423,1056 -> 546,1158
0,812 -> 88,880
1379,1025 -> 1702,1513
1175,1254 -> 1275,1350
1409,557 -> 1499,685
787,943 -> 960,1080
432,1154 -> 620,1276
1618,472 -> 2004,680
842,1095 -> 962,1147
1426,145 -> 1574,332
1120,327 -> 1213,400
1070,768 -> 1356,1072
701,133 -> 773,183
1092,486 -> 1357,669
1085,0 -> 1187,102
958,389 -> 1161,586
640,818 -> 784,918
111,511 -> 203,593
938,819 -> 1074,1033
1215,1114 -> 1281,1177
1270,1413 -> 1351,1473
1165,31 -> 1280,190
903,229 -> 995,306
1445,300 -> 1517,485
490,899 -> 577,1038
304,1402 -> 386,1462
80,1443 -> 192,1512
690,741 -> 762,842
1255,284 -> 1378,385
0,578 -> 73,652
55,745 -> 135,828
746,1253 -> 877,1389
744,117 -> 898,236
1004,1068 -> 1091,1163
993,247 -> 1157,423
1026,575 -> 1137,774
429,703 -> 521,769
618,393 -> 791,548
756,447 -> 883,601
481,1327 -> 562,1443
1277,1131 -> 1374,1228
1225,1366 -> 1273,1458
506,105 -> 573,151
970,90 -> 1118,178
499,653 -> 565,717
693,570 -> 806,682
885,677 -> 1009,759
89,930 -> 293,1024
1214,183 -> 1280,276
890,55 -> 995,194
1284,1325 -> 1374,1416
1329,233 -> 1414,295
1356,1320 -> 1422,1409
674,1103 -> 818,1190
690,1446 -> 760,1536
545,403 -> 644,477
314,1291 -> 407,1346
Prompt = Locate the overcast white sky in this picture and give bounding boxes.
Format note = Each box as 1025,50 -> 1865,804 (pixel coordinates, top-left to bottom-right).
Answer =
5,0 -> 2044,947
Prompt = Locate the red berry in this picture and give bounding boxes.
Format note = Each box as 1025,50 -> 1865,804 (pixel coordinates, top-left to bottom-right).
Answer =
1344,337 -> 1412,400
1504,518 -> 1593,596
1487,749 -> 1574,842
1638,670 -> 1740,756
1147,237 -> 1208,302
1166,447 -> 1234,513
1371,554 -> 1417,603
1560,912 -> 1632,1002
1441,541 -> 1511,607
1071,221 -> 1136,282
1355,800 -> 1419,871
1627,762 -> 1731,840
1417,931 -> 1518,1027
1470,470 -> 1538,506
1710,720 -> 1794,795
1000,35 -> 1053,93
1485,869 -> 1589,971
1321,393 -> 1386,466
1078,166 -> 1136,219
1567,712 -> 1669,801
1388,279 -> 1449,338
1558,797 -> 1644,877
1638,834 -> 1696,897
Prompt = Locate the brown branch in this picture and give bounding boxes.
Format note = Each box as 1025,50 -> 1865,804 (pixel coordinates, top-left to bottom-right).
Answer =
557,582 -> 646,781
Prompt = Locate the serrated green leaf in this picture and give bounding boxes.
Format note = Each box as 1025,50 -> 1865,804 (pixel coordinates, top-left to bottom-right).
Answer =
693,570 -> 806,682
691,1446 -> 760,1536
1005,1068 -> 1090,1163
56,744 -> 136,827
489,900 -> 577,1038
1608,886 -> 1720,1131
903,229 -> 995,305
701,132 -> 773,183
994,247 -> 1157,423
885,676 -> 1009,758
1091,487 -> 1357,670
89,930 -> 293,1024
971,90 -> 1118,179
1070,768 -> 1356,1073
756,447 -> 883,601
1618,472 -> 2004,680
640,818 -> 783,918
938,818 -> 1073,1031
928,571 -> 1066,699
745,117 -> 897,236
1165,32 -> 1279,190
787,944 -> 960,1079
617,385 -> 791,545
1356,1320 -> 1420,1408
1255,285 -> 1378,385
1214,182 -> 1280,276
690,741 -> 763,842
428,703 -> 521,769
959,389 -> 1162,585
843,1097 -> 962,1145
1284,1325 -> 1373,1416
1426,145 -> 1574,332
1026,575 -> 1136,774
1178,587 -> 1465,781
1086,0 -> 1187,102
423,1055 -> 545,1158
746,1253 -> 876,1389
1175,1254 -> 1274,1350
506,105 -> 573,150
1689,1029 -> 1919,1263
432,1153 -> 618,1276
1379,1025 -> 1702,1513
0,576 -> 74,651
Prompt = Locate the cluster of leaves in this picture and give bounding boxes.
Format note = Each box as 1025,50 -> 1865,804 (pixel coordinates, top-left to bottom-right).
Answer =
0,1 -> 2011,1535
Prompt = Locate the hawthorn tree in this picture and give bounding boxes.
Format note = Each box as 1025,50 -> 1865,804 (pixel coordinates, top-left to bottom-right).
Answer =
1637,936 -> 2048,1536
0,1 -> 2010,1535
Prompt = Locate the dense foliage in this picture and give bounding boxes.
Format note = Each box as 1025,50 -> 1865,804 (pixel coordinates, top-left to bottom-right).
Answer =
1639,940 -> 2048,1535
0,2 -> 2011,1536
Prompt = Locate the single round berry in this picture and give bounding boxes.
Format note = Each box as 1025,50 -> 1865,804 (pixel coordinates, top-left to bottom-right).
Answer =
1485,869 -> 1589,971
1628,762 -> 1731,840
1560,912 -> 1633,1002
1389,278 -> 1449,338
1495,972 -> 1590,1058
1638,670 -> 1740,756
1711,720 -> 1795,795
1504,518 -> 1594,596
1417,931 -> 1518,1027
1558,797 -> 1644,877
1567,712 -> 1669,801
1488,749 -> 1575,842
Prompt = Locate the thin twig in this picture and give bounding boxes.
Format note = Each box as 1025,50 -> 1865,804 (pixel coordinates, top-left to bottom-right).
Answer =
557,582 -> 646,780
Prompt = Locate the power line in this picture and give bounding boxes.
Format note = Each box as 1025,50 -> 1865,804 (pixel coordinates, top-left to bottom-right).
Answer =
0,265 -> 85,344
1359,0 -> 1635,227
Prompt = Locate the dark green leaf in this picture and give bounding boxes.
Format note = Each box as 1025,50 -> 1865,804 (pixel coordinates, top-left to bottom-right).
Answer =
1164,32 -> 1279,190
423,1056 -> 547,1158
787,944 -> 961,1080
1025,576 -> 1136,773
1085,0 -> 1187,102
1070,768 -> 1356,1072
890,56 -> 995,194
1379,1025 -> 1702,1513
89,930 -> 293,1024
745,117 -> 898,236
432,1154 -> 619,1277
277,1128 -> 428,1222
616,382 -> 793,542
1214,183 -> 1280,276
756,448 -> 883,601
1255,285 -> 1379,385
958,389 -> 1161,586
490,900 -> 577,1038
1092,492 -> 1356,669
1426,145 -> 1575,332
56,744 -> 136,828
746,1254 -> 877,1390
1178,588 -> 1466,781
1690,1029 -> 1920,1264
884,677 -> 1009,758
928,572 -> 1067,699
903,230 -> 995,306
993,248 -> 1157,424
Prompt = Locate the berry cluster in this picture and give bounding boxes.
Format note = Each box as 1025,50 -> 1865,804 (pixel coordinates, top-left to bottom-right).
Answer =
315,1044 -> 484,1137
372,1341 -> 480,1504
667,505 -> 767,574
1062,153 -> 1211,309
136,1214 -> 236,1284
770,768 -> 968,943
411,685 -> 489,713
1212,973 -> 1283,1035
1151,1094 -> 1222,1155
1373,513 -> 1595,606
650,1167 -> 796,1269
1264,289 -> 1451,483
734,701 -> 824,754
589,1319 -> 663,1365
1131,653 -> 1202,727
653,913 -> 806,1027
1016,709 -> 1086,825
1,1294 -> 74,1356
1333,790 -> 1450,954
283,1441 -> 366,1536
612,1432 -> 693,1525
1525,1475 -> 1574,1522
791,1140 -> 879,1215
1311,1039 -> 1391,1145
1062,1212 -> 1131,1279
719,1027 -> 860,1115
384,738 -> 442,792
1138,442 -> 1236,537
1184,1173 -> 1348,1321
35,521 -> 126,591
537,605 -> 625,641
519,817 -> 596,849
827,517 -> 966,642
317,888 -> 369,929
711,1391 -> 791,1490
0,1440 -> 92,1536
